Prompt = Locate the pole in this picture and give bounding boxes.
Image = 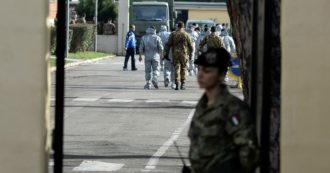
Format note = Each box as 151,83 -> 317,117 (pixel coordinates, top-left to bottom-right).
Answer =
66,0 -> 70,57
54,0 -> 67,172
94,0 -> 98,52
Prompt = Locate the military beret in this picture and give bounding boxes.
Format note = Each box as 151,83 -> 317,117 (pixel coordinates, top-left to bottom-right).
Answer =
194,48 -> 232,71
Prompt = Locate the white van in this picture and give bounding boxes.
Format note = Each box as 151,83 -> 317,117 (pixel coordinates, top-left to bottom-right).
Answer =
186,19 -> 215,29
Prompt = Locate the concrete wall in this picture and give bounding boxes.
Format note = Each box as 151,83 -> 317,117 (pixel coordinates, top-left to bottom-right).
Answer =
0,0 -> 50,173
117,0 -> 129,56
281,0 -> 330,172
188,9 -> 230,24
97,35 -> 118,54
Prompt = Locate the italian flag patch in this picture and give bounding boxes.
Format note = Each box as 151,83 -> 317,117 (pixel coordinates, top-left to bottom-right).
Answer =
230,115 -> 241,126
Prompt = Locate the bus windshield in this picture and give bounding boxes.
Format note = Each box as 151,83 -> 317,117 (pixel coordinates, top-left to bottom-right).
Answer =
133,5 -> 168,21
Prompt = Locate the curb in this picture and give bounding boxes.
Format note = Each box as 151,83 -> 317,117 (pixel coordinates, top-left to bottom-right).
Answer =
51,55 -> 115,72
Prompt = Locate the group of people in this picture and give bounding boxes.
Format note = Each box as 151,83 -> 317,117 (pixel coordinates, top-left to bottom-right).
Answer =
123,21 -> 259,173
123,21 -> 236,91
124,22 -> 193,90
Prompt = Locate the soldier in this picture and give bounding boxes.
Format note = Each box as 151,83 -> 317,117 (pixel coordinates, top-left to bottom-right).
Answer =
138,26 -> 163,89
158,25 -> 174,88
165,21 -> 193,90
198,26 -> 210,53
188,48 -> 259,173
103,19 -> 116,35
199,26 -> 224,52
76,13 -> 86,24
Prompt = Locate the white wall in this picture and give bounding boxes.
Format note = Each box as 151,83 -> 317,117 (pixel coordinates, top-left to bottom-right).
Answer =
97,35 -> 118,54
281,0 -> 330,172
117,0 -> 130,55
0,0 -> 50,173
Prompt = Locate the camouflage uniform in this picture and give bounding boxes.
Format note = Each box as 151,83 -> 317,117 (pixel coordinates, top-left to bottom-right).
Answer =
165,30 -> 193,85
199,33 -> 224,52
103,22 -> 116,35
188,85 -> 259,173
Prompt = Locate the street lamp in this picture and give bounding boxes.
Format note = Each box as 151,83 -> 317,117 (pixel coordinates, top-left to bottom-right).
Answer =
94,0 -> 98,52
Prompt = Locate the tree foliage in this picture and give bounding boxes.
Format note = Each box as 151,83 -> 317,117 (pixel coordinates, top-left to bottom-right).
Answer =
76,0 -> 118,22
176,0 -> 226,2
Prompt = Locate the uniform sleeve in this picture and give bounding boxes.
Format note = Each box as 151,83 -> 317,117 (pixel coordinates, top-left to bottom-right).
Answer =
199,36 -> 207,50
187,35 -> 193,59
229,37 -> 236,53
164,33 -> 173,55
139,37 -> 145,54
125,32 -> 131,49
225,100 -> 259,172
157,37 -> 164,53
219,36 -> 225,48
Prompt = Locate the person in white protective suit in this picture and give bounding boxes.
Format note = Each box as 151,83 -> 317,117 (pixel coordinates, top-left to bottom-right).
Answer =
187,23 -> 199,76
139,26 -> 164,89
158,25 -> 175,88
220,29 -> 236,53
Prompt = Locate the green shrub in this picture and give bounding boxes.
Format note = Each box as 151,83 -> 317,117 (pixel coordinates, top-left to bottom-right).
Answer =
50,26 -> 73,54
69,24 -> 95,53
50,27 -> 57,54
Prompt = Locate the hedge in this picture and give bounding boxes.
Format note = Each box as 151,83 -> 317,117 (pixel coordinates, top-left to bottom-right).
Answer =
69,24 -> 95,52
50,24 -> 95,54
50,27 -> 73,54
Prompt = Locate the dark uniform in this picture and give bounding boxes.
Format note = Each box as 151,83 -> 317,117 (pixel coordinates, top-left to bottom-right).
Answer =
165,30 -> 193,87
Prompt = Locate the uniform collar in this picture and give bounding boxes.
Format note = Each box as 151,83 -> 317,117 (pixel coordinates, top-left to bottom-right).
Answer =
198,84 -> 229,109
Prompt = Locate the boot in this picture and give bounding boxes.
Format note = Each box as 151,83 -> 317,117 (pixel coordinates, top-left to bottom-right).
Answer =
180,82 -> 186,90
152,80 -> 159,89
175,82 -> 179,90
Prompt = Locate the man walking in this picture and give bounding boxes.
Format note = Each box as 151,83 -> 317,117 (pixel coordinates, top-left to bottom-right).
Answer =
123,25 -> 138,71
158,25 -> 173,88
165,21 -> 193,90
188,23 -> 199,76
138,26 -> 163,89
199,26 -> 224,52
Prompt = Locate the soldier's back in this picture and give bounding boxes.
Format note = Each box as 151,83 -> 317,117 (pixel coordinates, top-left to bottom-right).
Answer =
206,34 -> 223,49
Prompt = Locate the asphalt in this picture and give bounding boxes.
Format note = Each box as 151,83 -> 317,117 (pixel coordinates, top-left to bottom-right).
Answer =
49,56 -> 243,173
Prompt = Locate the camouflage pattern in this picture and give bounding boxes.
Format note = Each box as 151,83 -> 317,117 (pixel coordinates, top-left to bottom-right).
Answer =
199,33 -> 225,51
103,22 -> 116,35
188,85 -> 259,173
173,57 -> 187,84
76,17 -> 86,24
165,30 -> 193,83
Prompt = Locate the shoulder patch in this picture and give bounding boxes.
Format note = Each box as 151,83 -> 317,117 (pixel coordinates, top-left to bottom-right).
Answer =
229,114 -> 241,126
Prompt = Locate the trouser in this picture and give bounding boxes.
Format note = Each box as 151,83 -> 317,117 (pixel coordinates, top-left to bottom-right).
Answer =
123,48 -> 136,69
173,56 -> 188,84
160,58 -> 164,69
187,43 -> 196,73
164,59 -> 175,84
144,58 -> 160,83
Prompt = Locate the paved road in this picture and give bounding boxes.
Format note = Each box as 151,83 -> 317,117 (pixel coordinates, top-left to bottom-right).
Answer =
49,56 -> 243,173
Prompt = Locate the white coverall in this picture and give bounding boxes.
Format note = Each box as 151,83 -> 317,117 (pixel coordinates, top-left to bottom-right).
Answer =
139,27 -> 163,89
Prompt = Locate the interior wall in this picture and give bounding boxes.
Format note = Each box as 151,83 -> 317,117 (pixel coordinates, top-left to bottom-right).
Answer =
281,0 -> 330,172
0,0 -> 50,173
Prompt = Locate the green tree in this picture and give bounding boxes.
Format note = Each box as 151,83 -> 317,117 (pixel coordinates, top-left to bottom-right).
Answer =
176,0 -> 226,2
76,0 -> 118,22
